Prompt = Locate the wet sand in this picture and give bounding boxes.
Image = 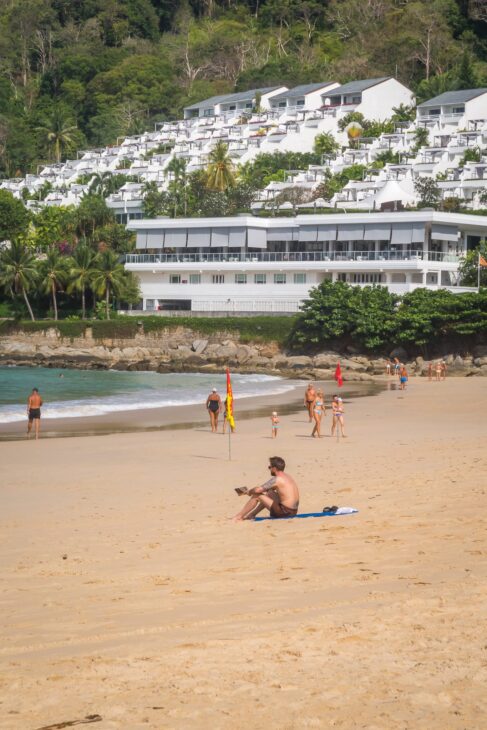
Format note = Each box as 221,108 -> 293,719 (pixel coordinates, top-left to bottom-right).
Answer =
0,378 -> 486,729
0,381 -> 382,440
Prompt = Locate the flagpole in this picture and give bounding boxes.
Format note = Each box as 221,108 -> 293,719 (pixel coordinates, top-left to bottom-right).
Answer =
228,422 -> 231,461
478,251 -> 481,292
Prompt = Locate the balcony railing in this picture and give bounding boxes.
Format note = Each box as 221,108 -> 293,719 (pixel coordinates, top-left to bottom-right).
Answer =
125,250 -> 461,265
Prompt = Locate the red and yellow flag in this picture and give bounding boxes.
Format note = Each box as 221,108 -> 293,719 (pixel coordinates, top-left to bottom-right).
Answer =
226,368 -> 235,430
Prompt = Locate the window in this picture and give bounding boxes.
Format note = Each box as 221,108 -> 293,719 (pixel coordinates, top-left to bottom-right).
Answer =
274,273 -> 286,284
254,273 -> 267,284
296,99 -> 305,106
352,273 -> 383,284
293,273 -> 307,284
145,299 -> 155,311
212,274 -> 225,284
189,274 -> 201,284
235,273 -> 247,284
169,275 -> 181,284
338,273 -> 347,282
278,101 -> 287,108
453,106 -> 465,114
429,108 -> 441,116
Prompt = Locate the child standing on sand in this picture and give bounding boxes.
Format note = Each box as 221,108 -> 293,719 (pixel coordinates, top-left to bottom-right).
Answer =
271,411 -> 280,438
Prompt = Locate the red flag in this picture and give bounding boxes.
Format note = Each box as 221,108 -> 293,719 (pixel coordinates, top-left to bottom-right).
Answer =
335,361 -> 343,388
226,368 -> 235,429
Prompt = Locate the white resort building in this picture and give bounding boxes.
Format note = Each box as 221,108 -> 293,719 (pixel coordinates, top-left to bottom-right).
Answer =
3,80 -> 486,217
124,211 -> 485,314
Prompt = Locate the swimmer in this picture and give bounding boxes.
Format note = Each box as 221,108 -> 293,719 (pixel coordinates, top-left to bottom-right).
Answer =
206,388 -> 221,433
331,395 -> 346,438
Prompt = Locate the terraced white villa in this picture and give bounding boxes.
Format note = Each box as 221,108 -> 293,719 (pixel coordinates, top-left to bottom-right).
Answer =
2,78 -> 486,313
125,210 -> 486,313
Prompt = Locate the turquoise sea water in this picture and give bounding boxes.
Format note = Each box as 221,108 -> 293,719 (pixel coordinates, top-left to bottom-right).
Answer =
0,366 -> 300,423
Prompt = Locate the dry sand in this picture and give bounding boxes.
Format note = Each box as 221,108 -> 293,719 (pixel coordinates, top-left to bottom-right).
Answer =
0,378 -> 486,730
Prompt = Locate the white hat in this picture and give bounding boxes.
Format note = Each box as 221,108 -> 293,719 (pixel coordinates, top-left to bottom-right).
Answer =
212,388 -> 217,392
272,411 -> 277,416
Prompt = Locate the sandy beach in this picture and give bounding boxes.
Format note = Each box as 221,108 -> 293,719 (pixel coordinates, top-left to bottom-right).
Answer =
1,378 -> 486,729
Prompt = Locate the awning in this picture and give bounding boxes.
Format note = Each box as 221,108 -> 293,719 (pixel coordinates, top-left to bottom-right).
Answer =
390,223 -> 412,244
337,224 -> 364,241
165,229 -> 187,248
317,224 -> 337,241
187,228 -> 211,247
363,224 -> 391,241
299,227 -> 318,242
136,230 -> 164,249
267,226 -> 295,241
211,228 -> 229,247
136,232 -> 148,249
248,227 -> 267,248
228,227 -> 246,247
411,223 -> 425,243
431,224 -> 458,242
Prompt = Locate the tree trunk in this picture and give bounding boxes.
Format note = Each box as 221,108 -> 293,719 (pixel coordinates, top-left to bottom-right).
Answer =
105,282 -> 110,320
22,287 -> 35,321
81,287 -> 86,320
52,282 -> 58,321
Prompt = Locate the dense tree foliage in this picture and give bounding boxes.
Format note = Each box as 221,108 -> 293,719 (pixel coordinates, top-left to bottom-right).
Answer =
290,280 -> 487,352
0,0 -> 485,177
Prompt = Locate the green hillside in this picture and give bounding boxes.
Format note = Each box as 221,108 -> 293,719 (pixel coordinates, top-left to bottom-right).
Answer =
0,0 -> 486,177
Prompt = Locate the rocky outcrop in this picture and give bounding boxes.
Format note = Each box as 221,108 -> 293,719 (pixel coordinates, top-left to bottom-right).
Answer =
0,327 -> 486,378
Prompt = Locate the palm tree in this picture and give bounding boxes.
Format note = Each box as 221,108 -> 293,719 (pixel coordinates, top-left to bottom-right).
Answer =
0,241 -> 38,321
39,247 -> 69,321
206,142 -> 235,192
91,250 -> 126,320
67,245 -> 97,319
89,172 -> 116,198
36,107 -> 78,164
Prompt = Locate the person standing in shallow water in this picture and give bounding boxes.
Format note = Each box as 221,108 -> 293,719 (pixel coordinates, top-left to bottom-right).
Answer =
27,387 -> 43,440
206,388 -> 221,433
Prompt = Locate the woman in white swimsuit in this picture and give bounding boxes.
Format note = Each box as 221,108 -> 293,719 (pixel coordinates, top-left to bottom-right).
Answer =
311,389 -> 325,438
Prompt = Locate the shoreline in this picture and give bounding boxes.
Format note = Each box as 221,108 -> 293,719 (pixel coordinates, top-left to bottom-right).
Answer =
0,380 -> 384,440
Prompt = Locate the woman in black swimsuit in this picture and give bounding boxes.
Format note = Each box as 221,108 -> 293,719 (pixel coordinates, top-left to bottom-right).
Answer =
206,388 -> 221,433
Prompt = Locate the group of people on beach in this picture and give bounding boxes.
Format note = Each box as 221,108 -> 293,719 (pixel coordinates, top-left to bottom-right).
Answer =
206,382 -> 346,440
385,357 -> 409,390
301,382 -> 346,438
386,356 -> 447,387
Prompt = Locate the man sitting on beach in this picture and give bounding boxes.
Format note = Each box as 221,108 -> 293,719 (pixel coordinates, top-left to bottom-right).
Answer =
232,456 -> 300,521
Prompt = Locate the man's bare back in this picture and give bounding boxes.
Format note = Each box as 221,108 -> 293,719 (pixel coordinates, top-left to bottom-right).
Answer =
272,472 -> 299,509
28,393 -> 42,409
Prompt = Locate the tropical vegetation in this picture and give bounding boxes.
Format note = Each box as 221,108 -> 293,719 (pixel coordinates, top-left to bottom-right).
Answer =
0,189 -> 139,320
289,280 -> 487,352
0,1 -> 486,178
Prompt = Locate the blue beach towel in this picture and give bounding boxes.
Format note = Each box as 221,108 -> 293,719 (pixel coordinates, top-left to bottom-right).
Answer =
254,507 -> 358,522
